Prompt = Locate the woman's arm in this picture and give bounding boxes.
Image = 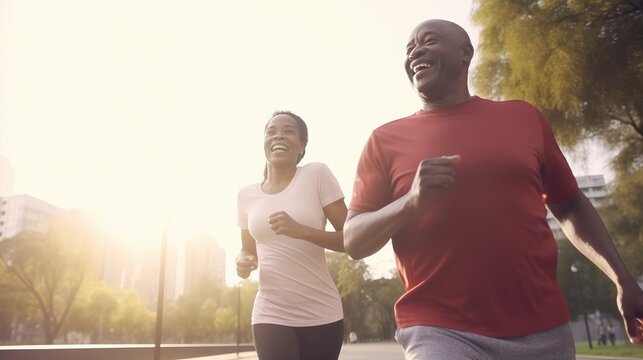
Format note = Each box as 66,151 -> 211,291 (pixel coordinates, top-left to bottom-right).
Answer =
268,198 -> 348,252
236,230 -> 258,279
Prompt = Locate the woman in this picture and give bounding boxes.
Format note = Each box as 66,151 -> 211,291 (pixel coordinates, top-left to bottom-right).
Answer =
236,111 -> 347,360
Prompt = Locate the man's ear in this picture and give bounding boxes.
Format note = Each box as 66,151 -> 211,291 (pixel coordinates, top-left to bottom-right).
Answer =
462,43 -> 474,64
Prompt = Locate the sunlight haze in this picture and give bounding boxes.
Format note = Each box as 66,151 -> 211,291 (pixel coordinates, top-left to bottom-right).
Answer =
0,0 -> 613,286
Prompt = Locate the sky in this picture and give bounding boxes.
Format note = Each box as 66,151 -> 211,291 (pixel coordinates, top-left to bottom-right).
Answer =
0,0 -> 614,285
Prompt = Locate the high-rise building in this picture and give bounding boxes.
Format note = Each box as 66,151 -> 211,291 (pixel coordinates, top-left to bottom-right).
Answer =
0,156 -> 15,196
0,194 -> 65,241
99,232 -> 140,290
547,175 -> 609,240
133,237 -> 180,305
94,226 -> 181,307
183,233 -> 225,294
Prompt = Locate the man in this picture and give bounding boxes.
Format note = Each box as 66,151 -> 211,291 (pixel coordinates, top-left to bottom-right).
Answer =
343,19 -> 643,359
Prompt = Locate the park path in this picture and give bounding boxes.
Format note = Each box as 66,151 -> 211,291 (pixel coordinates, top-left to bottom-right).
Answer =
182,341 -> 643,360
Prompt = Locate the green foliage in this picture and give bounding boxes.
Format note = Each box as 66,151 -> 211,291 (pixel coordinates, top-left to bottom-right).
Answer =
237,280 -> 257,342
472,0 -> 643,168
113,290 -> 154,343
163,276 -> 222,342
325,253 -> 403,341
0,211 -> 101,343
326,252 -> 371,339
363,275 -> 403,340
168,289 -> 209,343
327,252 -> 371,298
599,169 -> 643,274
64,282 -> 119,342
62,281 -> 156,343
0,259 -> 33,341
163,277 -> 256,343
554,167 -> 641,323
2,237 -> 399,345
557,240 -> 618,320
576,341 -> 643,356
212,306 -> 236,336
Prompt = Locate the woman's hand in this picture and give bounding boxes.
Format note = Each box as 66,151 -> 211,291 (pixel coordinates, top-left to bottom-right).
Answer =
269,211 -> 305,239
236,250 -> 258,279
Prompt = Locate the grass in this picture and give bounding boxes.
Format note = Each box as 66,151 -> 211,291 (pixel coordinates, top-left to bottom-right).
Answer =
575,341 -> 643,358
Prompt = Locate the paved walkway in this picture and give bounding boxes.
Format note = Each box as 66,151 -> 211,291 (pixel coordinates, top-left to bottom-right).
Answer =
182,342 -> 404,360
182,342 -> 642,360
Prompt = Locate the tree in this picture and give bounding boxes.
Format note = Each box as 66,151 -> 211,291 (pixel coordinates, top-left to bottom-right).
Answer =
0,212 -> 100,343
166,291 -> 207,343
557,239 -> 618,320
212,306 -> 236,340
236,280 -> 258,343
215,280 -> 257,343
63,282 -> 119,343
164,276 -> 225,343
0,261 -> 31,343
112,290 -> 154,343
326,252 -> 371,340
599,168 -> 643,274
161,277 -> 256,343
472,0 -> 642,171
364,274 -> 404,340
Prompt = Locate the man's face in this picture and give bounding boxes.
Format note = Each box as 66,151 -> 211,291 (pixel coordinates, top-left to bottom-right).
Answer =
404,20 -> 468,100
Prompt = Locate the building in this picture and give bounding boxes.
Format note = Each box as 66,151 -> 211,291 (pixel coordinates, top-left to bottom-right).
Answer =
546,175 -> 610,240
99,232 -> 140,290
93,224 -> 182,306
0,194 -> 65,241
183,233 -> 226,294
132,237 -> 180,306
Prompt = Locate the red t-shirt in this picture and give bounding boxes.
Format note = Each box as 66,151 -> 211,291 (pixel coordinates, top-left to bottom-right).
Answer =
349,96 -> 578,337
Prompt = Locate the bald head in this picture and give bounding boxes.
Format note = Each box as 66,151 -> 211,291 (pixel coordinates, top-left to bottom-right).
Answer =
409,19 -> 472,64
404,19 -> 474,107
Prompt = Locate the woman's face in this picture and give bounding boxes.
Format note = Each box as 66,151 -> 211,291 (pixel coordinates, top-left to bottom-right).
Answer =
263,114 -> 305,168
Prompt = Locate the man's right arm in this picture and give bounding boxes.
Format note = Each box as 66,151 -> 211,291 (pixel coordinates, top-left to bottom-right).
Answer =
343,193 -> 416,259
344,155 -> 461,259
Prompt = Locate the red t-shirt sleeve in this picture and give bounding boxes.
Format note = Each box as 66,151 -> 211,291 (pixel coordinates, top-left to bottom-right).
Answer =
349,132 -> 392,212
537,111 -> 578,204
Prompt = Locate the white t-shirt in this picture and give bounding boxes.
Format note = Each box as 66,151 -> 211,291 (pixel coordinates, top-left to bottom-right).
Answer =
237,162 -> 344,326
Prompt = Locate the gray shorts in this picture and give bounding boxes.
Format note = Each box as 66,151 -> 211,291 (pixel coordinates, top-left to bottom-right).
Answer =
394,323 -> 575,360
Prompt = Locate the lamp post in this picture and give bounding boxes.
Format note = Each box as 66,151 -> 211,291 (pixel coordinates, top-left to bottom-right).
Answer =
571,264 -> 593,349
236,281 -> 242,356
153,222 -> 170,360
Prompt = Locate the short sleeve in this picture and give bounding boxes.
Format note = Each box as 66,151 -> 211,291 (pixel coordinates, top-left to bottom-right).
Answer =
538,112 -> 578,204
237,188 -> 249,229
316,163 -> 345,207
349,132 -> 392,212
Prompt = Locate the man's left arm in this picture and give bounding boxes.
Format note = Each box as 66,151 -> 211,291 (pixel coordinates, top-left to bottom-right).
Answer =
549,189 -> 643,344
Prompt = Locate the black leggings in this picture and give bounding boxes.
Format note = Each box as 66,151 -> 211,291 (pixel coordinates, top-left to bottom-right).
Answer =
252,320 -> 344,360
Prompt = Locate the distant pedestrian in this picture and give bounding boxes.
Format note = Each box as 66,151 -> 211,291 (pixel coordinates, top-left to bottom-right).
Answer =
349,331 -> 359,344
608,323 -> 616,345
598,325 -> 607,346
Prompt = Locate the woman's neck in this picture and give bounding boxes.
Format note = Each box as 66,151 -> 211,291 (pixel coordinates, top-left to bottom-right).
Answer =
262,165 -> 297,194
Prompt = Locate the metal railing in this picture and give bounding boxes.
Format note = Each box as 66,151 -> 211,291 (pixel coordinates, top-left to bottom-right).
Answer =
0,343 -> 255,360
